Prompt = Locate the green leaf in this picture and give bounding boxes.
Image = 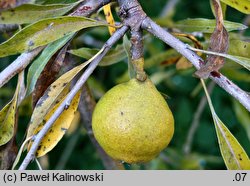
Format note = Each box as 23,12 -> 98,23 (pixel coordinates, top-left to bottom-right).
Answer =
175,18 -> 247,33
26,34 -> 74,96
220,0 -> 250,14
0,16 -> 107,58
233,100 -> 250,142
201,80 -> 250,170
69,44 -> 127,66
0,1 -> 83,24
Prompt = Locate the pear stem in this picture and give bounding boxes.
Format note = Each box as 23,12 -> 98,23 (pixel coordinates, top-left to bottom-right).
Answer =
132,58 -> 147,82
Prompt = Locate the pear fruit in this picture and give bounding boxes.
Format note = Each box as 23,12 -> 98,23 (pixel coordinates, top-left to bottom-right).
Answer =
92,78 -> 174,163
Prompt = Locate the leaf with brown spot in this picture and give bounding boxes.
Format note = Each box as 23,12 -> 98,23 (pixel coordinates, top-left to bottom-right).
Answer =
201,80 -> 250,170
195,0 -> 229,79
28,91 -> 81,157
26,59 -> 93,141
0,1 -> 84,24
103,3 -> 116,35
220,0 -> 250,14
0,16 -> 108,57
0,73 -> 21,146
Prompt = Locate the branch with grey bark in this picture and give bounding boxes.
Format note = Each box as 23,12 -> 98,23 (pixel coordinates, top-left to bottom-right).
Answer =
141,17 -> 250,112
18,25 -> 128,170
0,0 -> 112,88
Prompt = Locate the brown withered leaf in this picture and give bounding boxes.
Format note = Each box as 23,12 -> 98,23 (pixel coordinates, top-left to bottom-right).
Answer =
195,0 -> 229,79
32,42 -> 70,108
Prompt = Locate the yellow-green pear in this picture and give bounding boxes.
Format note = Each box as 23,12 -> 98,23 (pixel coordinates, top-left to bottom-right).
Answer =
92,78 -> 174,163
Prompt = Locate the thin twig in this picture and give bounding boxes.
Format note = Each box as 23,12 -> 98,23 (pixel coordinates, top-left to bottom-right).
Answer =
18,26 -> 128,170
183,81 -> 216,155
142,17 -> 250,112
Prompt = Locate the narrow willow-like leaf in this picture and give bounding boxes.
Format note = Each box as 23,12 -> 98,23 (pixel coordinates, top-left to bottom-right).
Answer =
0,1 -> 83,24
0,16 -> 107,57
26,34 -> 74,96
220,0 -> 250,14
103,3 -> 116,35
68,44 -> 126,66
0,75 -> 21,145
201,80 -> 250,170
26,64 -> 85,140
175,18 -> 247,33
28,91 -> 81,157
188,46 -> 250,71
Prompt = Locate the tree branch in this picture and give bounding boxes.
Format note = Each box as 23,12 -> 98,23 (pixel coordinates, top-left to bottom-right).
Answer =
18,26 -> 128,170
142,17 -> 250,112
70,0 -> 111,16
0,47 -> 44,88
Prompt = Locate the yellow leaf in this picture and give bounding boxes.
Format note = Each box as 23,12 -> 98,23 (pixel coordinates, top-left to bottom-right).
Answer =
220,0 -> 250,14
214,116 -> 250,169
0,75 -> 21,146
28,91 -> 81,157
26,62 -> 88,140
26,47 -> 104,141
201,80 -> 250,170
103,4 -> 116,35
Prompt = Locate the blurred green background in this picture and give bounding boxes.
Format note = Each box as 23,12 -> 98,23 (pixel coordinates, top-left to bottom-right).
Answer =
0,0 -> 250,170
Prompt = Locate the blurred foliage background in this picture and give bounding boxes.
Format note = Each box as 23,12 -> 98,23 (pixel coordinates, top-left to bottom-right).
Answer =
0,0 -> 250,169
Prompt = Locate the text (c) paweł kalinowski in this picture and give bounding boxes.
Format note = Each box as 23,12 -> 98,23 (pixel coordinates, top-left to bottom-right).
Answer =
20,173 -> 104,182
